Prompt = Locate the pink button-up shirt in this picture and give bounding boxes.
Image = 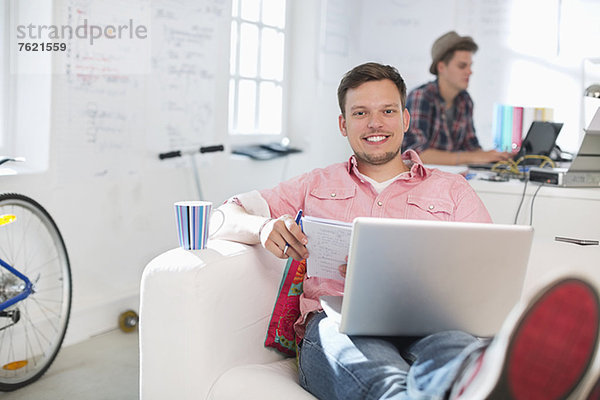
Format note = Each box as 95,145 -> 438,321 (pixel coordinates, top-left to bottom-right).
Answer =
258,150 -> 491,338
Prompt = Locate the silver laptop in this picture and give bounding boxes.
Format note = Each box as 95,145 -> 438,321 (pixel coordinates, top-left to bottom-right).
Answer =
528,108 -> 600,187
321,218 -> 534,337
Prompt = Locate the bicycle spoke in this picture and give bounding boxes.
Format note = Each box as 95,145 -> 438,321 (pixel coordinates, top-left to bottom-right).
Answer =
0,217 -> 14,266
16,257 -> 61,283
29,298 -> 62,328
22,303 -> 53,355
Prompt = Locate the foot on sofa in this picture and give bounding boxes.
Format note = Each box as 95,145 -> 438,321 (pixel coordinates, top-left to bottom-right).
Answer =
450,277 -> 600,400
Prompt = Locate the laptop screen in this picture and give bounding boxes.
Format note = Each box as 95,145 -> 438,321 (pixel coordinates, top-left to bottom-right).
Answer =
518,121 -> 563,158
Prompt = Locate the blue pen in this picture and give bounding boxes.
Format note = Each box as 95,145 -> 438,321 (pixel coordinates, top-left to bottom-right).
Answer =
283,209 -> 303,255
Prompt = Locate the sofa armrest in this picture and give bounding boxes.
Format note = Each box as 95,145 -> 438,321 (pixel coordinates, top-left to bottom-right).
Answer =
139,240 -> 288,400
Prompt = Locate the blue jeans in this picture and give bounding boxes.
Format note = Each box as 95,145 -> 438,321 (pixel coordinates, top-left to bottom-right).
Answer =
298,312 -> 487,400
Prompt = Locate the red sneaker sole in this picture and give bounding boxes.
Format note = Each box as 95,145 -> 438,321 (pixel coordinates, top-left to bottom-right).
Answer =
493,279 -> 600,400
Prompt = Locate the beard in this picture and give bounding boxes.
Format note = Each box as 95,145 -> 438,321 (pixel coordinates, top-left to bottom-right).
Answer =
354,147 -> 401,166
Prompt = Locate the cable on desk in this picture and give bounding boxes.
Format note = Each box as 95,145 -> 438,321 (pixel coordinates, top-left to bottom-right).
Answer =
492,155 -> 555,181
529,183 -> 545,226
514,178 -> 529,224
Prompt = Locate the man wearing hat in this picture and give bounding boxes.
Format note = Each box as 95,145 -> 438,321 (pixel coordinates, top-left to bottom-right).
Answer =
402,31 -> 511,165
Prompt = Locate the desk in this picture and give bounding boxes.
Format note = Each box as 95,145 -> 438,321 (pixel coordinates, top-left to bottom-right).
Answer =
469,178 -> 600,295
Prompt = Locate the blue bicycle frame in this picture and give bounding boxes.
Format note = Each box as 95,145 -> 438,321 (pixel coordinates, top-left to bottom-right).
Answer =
0,258 -> 34,311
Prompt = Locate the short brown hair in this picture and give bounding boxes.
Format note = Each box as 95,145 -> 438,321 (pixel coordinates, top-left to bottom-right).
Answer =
337,62 -> 407,116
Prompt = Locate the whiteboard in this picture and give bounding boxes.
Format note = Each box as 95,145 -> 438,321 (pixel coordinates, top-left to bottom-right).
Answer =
53,0 -> 230,181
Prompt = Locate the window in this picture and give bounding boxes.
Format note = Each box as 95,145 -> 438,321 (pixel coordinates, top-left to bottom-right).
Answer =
0,0 -> 51,173
229,0 -> 287,136
0,1 -> 8,152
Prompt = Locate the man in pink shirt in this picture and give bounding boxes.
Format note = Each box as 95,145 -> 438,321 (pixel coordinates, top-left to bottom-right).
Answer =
216,63 -> 600,400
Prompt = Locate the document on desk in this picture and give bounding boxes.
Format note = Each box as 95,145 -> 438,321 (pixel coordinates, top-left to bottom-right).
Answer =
302,216 -> 353,281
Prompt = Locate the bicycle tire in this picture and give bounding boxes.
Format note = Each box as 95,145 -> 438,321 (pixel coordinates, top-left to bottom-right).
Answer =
0,193 -> 72,391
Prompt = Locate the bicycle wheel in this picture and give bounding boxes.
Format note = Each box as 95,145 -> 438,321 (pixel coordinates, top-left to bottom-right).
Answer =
0,193 -> 72,391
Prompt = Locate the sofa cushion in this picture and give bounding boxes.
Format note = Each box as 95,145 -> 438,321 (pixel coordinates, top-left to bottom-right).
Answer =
264,258 -> 307,356
208,359 -> 317,400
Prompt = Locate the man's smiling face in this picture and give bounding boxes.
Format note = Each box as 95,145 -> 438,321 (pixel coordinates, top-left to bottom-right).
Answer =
339,79 -> 410,168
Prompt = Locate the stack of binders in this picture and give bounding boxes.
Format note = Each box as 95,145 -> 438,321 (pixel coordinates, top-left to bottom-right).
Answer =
492,104 -> 554,153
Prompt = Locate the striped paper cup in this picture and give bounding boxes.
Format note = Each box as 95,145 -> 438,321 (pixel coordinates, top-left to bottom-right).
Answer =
174,201 -> 213,250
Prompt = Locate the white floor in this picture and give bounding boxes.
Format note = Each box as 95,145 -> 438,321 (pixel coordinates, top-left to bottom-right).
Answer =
1,329 -> 139,400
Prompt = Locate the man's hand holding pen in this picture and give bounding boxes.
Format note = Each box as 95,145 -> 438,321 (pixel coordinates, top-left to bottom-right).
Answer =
259,212 -> 308,261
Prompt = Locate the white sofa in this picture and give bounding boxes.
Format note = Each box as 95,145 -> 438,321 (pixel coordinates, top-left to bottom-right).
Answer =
139,237 -> 600,399
139,239 -> 317,400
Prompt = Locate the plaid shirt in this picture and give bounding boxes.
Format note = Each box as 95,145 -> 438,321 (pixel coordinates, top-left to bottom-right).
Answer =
402,80 -> 481,153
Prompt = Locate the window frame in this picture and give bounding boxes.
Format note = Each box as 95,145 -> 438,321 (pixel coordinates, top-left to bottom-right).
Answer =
228,0 -> 290,143
0,1 -> 10,154
0,0 -> 51,174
